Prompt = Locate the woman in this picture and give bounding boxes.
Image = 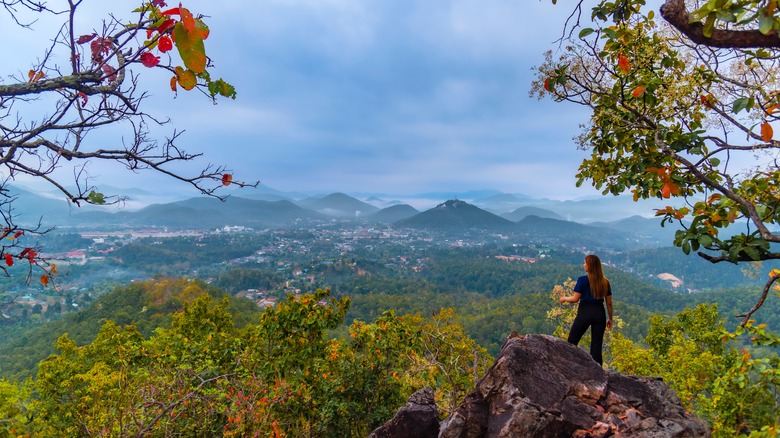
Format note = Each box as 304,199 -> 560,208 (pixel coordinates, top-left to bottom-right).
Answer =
559,254 -> 613,366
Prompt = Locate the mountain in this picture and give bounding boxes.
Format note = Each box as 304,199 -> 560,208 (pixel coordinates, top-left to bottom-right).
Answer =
67,197 -> 324,229
298,192 -> 380,217
368,204 -> 419,223
501,206 -> 564,222
395,200 -> 516,231
472,193 -> 533,212
589,215 -> 677,245
515,215 -> 640,250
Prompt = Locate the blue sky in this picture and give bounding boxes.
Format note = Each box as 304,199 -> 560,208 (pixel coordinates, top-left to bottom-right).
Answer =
4,0 -> 607,201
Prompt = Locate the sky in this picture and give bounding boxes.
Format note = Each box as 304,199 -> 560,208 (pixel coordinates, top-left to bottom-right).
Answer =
3,0 -> 612,202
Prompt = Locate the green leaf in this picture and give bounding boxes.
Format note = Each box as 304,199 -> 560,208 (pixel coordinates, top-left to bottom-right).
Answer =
759,15 -> 774,35
87,191 -> 106,205
732,97 -> 751,114
710,157 -> 720,167
172,21 -> 207,74
207,79 -> 237,99
579,28 -> 595,38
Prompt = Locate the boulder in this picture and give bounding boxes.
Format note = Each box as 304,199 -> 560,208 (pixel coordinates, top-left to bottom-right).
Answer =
440,335 -> 709,438
368,387 -> 440,438
372,334 -> 709,438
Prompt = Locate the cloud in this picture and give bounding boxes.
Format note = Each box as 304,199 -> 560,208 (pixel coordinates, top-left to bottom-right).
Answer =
2,0 -> 604,200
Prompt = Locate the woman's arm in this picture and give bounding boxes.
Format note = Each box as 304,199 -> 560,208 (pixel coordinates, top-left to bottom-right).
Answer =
559,292 -> 581,304
606,295 -> 613,330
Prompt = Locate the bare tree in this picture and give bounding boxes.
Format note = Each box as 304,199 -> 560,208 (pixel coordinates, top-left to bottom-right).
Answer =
0,0 -> 256,290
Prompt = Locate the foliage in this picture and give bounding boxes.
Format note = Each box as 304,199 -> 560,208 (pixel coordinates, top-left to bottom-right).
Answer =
538,0 -> 780,321
0,282 -> 489,436
609,303 -> 780,437
0,278 -> 260,381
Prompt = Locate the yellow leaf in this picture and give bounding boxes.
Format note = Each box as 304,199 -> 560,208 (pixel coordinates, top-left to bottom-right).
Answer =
761,121 -> 774,142
175,66 -> 197,91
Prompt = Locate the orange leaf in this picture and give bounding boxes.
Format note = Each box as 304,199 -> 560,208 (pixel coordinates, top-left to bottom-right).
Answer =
618,54 -> 631,74
707,193 -> 723,204
170,75 -> 178,92
51,263 -> 57,275
194,18 -> 210,40
661,182 -> 680,198
761,121 -> 774,142
40,274 -> 49,287
175,66 -> 197,90
700,94 -> 715,108
180,7 -> 196,32
766,104 -> 779,115
632,85 -> 646,98
222,174 -> 233,186
544,77 -> 553,92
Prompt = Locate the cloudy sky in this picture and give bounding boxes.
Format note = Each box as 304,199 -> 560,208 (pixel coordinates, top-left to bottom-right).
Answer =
4,0 -> 611,201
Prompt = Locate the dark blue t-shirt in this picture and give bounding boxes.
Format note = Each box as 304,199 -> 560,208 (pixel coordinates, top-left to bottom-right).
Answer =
574,275 -> 612,303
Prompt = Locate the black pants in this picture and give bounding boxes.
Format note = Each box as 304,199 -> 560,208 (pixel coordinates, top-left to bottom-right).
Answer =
567,301 -> 607,366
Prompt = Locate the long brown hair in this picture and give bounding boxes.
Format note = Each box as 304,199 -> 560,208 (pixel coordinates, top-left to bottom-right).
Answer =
585,254 -> 610,299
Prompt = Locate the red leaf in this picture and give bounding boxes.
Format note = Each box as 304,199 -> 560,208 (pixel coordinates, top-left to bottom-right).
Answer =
161,7 -> 181,15
4,253 -> 13,267
140,52 -> 160,68
27,249 -> 37,261
153,0 -> 167,6
158,35 -> 173,53
77,33 -> 97,45
222,174 -> 233,186
157,19 -> 175,35
102,64 -> 117,82
90,37 -> 113,64
78,91 -> 88,105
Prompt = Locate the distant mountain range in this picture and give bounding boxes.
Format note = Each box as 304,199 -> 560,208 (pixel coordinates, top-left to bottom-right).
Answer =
4,184 -> 684,249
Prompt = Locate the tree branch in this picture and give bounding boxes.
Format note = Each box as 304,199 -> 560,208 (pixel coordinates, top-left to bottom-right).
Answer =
661,0 -> 780,48
736,272 -> 780,326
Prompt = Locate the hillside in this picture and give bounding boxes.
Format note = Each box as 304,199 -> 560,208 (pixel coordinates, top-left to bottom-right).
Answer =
501,206 -> 564,221
298,192 -> 380,217
395,199 -> 516,231
369,204 -> 419,223
68,197 -> 323,228
0,278 -> 260,380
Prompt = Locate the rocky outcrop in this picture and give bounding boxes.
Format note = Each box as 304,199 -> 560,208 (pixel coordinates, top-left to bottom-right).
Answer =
372,334 -> 709,438
368,387 -> 440,438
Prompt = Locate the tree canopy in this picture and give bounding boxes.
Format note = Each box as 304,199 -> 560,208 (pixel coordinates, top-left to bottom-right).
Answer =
0,1 -> 256,291
536,0 -> 780,322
